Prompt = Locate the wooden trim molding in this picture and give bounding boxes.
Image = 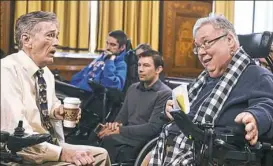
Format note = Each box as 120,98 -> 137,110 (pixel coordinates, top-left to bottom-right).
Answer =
0,1 -> 12,54
48,57 -> 95,81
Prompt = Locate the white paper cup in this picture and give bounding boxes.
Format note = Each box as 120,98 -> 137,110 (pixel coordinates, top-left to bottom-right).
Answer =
63,97 -> 81,128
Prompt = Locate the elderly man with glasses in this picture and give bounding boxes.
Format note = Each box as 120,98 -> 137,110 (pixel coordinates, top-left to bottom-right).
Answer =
145,14 -> 273,166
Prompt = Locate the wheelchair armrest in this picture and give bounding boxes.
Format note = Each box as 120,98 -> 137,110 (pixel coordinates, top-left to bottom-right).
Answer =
1,121 -> 52,153
88,80 -> 124,103
55,79 -> 79,89
170,109 -> 205,141
258,136 -> 273,145
87,79 -> 125,93
87,80 -> 105,93
55,80 -> 90,99
7,133 -> 52,153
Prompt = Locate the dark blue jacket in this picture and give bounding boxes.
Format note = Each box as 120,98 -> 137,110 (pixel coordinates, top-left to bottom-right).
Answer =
189,65 -> 273,139
70,50 -> 127,92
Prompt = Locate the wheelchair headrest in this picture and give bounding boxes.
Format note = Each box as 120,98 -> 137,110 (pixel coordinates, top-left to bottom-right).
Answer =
126,39 -> 133,51
238,31 -> 273,58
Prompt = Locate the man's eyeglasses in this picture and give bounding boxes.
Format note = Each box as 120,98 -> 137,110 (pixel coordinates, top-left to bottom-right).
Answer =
193,33 -> 228,55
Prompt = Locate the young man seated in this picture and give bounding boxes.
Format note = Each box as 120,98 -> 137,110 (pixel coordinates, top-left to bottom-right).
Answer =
70,30 -> 128,92
97,50 -> 172,163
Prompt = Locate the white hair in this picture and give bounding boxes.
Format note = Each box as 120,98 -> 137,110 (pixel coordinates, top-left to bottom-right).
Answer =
192,13 -> 239,42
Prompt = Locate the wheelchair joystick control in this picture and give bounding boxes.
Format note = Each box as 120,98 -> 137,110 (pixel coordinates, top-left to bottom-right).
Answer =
14,120 -> 25,137
0,121 -> 52,164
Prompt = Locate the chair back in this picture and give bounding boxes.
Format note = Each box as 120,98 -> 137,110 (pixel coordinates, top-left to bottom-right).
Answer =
126,39 -> 133,51
123,40 -> 139,93
238,31 -> 273,72
238,31 -> 273,59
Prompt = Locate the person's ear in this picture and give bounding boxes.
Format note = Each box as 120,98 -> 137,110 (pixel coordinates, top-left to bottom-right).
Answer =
227,33 -> 234,45
227,33 -> 236,55
156,66 -> 163,74
120,44 -> 126,51
21,33 -> 32,48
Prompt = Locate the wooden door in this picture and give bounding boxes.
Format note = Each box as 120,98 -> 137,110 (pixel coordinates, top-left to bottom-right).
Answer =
160,1 -> 212,78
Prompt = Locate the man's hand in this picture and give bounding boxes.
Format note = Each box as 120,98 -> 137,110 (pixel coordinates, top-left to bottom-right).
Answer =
97,122 -> 122,138
104,50 -> 116,60
98,128 -> 120,138
105,122 -> 122,131
60,147 -> 95,166
54,105 -> 81,123
109,55 -> 116,60
165,100 -> 174,120
235,112 -> 258,145
54,105 -> 64,120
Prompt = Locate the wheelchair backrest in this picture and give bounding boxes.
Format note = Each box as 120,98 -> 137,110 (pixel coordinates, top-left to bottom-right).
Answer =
123,40 -> 139,93
238,31 -> 273,59
238,31 -> 273,73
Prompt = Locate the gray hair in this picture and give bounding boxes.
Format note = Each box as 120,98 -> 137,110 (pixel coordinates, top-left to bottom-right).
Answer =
15,11 -> 58,50
135,43 -> 152,52
193,13 -> 238,42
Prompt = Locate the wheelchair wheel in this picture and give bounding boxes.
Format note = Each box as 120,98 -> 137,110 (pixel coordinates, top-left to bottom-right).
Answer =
134,137 -> 158,166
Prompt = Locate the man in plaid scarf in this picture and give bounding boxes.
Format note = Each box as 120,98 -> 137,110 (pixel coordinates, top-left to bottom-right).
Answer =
146,14 -> 273,166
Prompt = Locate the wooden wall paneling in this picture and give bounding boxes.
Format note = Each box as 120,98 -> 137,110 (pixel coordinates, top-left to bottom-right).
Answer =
0,1 -> 12,55
161,1 -> 212,78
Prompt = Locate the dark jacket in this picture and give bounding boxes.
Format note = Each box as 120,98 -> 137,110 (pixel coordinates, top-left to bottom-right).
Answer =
114,79 -> 172,146
189,65 -> 273,139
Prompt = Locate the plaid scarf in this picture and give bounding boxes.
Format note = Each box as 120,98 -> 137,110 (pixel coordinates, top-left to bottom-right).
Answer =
149,48 -> 251,166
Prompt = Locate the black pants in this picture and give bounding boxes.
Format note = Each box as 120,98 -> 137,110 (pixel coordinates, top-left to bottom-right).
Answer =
101,135 -> 140,163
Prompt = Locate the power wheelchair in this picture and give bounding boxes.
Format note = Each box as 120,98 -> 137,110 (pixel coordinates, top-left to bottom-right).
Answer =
130,31 -> 273,166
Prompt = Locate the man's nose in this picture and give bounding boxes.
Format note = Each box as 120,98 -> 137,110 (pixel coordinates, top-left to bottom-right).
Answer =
138,69 -> 143,74
198,47 -> 207,56
52,37 -> 59,47
138,66 -> 143,72
106,44 -> 111,50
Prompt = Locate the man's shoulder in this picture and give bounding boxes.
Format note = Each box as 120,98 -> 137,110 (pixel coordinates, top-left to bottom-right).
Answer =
1,53 -> 20,69
244,64 -> 273,80
154,80 -> 172,96
158,81 -> 172,91
129,81 -> 172,92
129,82 -> 140,89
